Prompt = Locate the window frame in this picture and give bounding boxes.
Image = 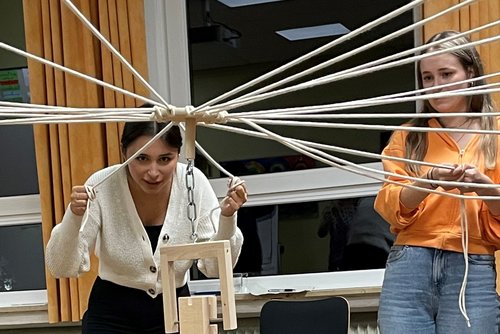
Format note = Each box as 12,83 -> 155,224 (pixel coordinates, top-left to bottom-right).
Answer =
210,162 -> 383,206
0,194 -> 47,308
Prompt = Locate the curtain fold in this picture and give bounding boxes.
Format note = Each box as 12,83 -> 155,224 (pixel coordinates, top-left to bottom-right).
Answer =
23,0 -> 147,323
423,0 -> 499,105
423,0 -> 500,292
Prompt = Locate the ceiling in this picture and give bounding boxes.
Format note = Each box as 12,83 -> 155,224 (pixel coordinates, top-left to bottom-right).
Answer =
187,0 -> 415,70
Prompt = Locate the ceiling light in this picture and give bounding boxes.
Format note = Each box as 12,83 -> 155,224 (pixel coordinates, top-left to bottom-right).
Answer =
217,0 -> 283,8
276,23 -> 350,41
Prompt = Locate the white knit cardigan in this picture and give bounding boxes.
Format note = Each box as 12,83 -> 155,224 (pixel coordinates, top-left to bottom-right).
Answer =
46,163 -> 243,298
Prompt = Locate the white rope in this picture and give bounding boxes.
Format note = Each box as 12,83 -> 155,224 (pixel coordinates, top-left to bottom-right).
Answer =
177,123 -> 235,179
0,106 -> 156,114
91,122 -> 175,190
2,76 -> 498,125
4,74 -> 497,124
0,112 -> 151,125
204,122 -> 454,170
0,100 -> 70,109
459,198 -> 471,327
0,105 -> 151,121
0,41 -> 161,108
62,0 -> 172,110
229,87 -> 500,123
240,117 -> 500,197
193,0 -> 426,112
457,150 -> 471,327
300,33 -> 500,98
203,122 -> 500,197
206,33 -> 500,113
228,116 -> 500,136
216,0 -> 483,108
194,141 -> 235,179
229,72 -> 500,118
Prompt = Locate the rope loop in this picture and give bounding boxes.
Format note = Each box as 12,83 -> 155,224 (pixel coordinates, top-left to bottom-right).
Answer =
85,185 -> 96,201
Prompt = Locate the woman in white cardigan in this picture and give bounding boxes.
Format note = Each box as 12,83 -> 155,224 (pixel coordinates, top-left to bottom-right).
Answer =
46,121 -> 246,334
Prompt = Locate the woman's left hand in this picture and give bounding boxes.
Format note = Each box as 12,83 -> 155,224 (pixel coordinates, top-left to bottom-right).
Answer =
220,179 -> 248,217
456,164 -> 494,195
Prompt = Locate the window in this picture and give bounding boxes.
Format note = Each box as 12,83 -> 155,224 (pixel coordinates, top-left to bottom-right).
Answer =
0,98 -> 45,306
0,7 -> 44,304
188,0 -> 410,275
208,163 -> 386,276
186,0 -> 415,178
0,195 -> 46,307
145,0 -> 416,277
0,221 -> 45,292
0,123 -> 39,197
232,195 -> 394,276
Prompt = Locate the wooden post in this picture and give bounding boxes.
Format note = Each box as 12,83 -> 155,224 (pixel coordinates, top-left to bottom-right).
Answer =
160,240 -> 237,333
184,118 -> 196,161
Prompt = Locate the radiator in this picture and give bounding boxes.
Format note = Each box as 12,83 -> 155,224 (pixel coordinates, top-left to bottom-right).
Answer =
350,323 -> 380,334
220,326 -> 259,334
219,322 -> 380,333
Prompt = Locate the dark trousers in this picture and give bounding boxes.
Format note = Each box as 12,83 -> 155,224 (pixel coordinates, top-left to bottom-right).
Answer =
82,277 -> 190,334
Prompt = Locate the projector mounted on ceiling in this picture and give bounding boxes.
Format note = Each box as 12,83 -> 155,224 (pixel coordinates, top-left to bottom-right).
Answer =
189,25 -> 241,49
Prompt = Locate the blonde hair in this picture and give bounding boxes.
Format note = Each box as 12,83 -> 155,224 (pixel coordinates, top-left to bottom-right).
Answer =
405,30 -> 497,175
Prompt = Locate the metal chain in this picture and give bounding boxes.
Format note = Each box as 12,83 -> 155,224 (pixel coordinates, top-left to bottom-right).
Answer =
185,159 -> 198,241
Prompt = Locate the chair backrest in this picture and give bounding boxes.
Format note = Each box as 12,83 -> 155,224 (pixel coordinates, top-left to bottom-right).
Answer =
259,296 -> 350,334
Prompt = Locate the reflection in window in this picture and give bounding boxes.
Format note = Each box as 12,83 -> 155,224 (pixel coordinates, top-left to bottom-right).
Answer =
0,223 -> 46,292
0,67 -> 38,197
233,196 -> 394,276
188,0 -> 415,177
0,124 -> 39,196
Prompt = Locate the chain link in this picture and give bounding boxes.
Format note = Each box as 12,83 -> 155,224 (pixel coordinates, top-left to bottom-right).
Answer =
185,160 -> 198,241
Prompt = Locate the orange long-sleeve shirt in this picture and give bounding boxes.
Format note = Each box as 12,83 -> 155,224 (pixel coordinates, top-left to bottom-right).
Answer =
375,118 -> 500,255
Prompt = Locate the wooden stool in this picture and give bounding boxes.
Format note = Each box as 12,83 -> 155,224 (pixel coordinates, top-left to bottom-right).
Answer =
160,240 -> 237,334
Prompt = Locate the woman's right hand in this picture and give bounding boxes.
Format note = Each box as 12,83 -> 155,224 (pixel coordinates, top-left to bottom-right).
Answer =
430,164 -> 467,191
70,185 -> 89,216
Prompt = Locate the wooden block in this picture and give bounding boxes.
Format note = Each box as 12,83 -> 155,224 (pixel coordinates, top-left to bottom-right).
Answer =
178,296 -> 217,334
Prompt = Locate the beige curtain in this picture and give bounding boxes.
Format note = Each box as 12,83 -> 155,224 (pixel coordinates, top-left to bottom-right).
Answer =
422,0 -> 500,291
423,0 -> 500,105
23,0 -> 148,323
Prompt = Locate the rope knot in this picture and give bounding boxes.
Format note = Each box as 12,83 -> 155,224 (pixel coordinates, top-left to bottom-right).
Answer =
198,110 -> 228,124
213,110 -> 228,124
151,105 -> 170,122
151,105 -> 196,123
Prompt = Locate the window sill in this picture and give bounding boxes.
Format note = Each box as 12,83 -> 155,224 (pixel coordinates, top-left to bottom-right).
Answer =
0,290 -> 50,328
0,303 -> 49,328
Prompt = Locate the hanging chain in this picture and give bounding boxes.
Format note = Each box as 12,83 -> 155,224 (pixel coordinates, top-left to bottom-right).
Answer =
186,159 -> 198,242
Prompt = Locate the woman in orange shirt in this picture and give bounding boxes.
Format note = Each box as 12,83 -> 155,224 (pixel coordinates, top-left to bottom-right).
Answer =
375,31 -> 500,333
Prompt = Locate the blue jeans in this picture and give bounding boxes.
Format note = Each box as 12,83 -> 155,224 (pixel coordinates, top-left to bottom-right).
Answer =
378,246 -> 499,334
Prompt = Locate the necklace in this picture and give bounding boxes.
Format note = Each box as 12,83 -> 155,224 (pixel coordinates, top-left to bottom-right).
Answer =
452,117 -> 473,146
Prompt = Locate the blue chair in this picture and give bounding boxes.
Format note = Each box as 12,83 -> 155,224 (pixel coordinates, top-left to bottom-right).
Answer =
259,296 -> 350,334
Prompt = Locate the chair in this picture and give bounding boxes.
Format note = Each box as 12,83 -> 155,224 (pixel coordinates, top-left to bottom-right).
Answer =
259,296 -> 350,334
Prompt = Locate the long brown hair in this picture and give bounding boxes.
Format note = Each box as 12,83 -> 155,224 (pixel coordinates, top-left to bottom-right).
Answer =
405,30 -> 497,175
